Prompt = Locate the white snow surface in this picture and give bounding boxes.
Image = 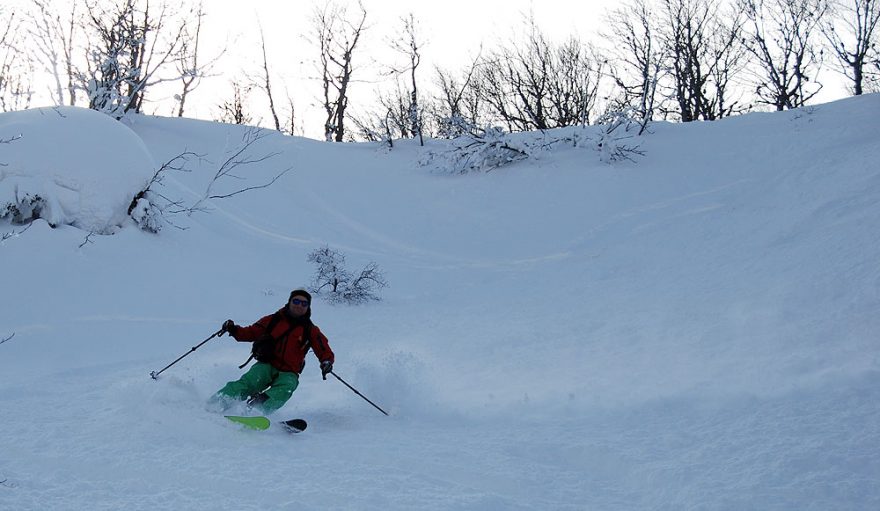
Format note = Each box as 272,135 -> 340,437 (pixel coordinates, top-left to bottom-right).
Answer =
1,97 -> 879,510
0,106 -> 154,233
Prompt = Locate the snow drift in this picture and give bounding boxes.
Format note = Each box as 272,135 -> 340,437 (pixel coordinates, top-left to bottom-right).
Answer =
0,106 -> 154,233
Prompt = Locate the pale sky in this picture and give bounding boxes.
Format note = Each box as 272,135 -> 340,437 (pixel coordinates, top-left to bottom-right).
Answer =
187,0 -> 616,137
13,0 -> 850,138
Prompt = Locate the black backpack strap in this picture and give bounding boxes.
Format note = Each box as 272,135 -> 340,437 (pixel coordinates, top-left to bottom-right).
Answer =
299,321 -> 314,352
237,356 -> 253,370
294,320 -> 315,373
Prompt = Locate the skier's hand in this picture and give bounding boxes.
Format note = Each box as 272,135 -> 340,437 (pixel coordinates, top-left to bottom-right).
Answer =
321,360 -> 333,380
221,319 -> 237,336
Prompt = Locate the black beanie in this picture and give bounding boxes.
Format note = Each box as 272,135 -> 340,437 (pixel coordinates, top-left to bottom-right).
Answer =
289,289 -> 312,302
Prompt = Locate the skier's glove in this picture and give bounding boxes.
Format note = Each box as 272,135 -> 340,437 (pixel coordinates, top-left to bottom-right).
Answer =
221,319 -> 237,335
320,360 -> 333,380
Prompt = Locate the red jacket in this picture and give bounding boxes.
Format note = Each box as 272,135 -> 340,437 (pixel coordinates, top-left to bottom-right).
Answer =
231,309 -> 334,374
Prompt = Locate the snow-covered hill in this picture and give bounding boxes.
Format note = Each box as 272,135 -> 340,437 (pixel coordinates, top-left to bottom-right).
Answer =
1,95 -> 878,510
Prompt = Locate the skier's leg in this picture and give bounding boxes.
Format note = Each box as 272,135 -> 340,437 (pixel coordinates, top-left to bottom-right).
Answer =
255,371 -> 300,414
209,363 -> 275,409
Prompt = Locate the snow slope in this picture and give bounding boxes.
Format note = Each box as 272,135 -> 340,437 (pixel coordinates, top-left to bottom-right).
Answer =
1,95 -> 878,510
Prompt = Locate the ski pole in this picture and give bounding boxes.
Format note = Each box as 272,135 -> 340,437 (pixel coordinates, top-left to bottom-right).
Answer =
150,328 -> 225,379
330,370 -> 389,416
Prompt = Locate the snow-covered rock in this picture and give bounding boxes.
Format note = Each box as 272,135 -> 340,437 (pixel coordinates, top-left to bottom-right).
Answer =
0,106 -> 155,233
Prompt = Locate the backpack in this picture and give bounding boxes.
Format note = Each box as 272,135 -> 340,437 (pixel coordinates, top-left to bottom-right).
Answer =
238,312 -> 313,369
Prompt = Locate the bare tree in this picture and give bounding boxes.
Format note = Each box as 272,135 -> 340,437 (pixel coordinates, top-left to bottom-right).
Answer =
0,7 -> 34,112
82,0 -> 191,119
389,13 -> 424,145
741,0 -> 830,110
175,1 -> 223,117
478,20 -> 553,131
353,83 -> 418,145
660,0 -> 711,121
706,7 -> 751,117
359,79 -> 412,142
308,245 -> 351,294
821,0 -> 880,94
356,14 -> 431,145
26,0 -> 215,116
257,23 -> 282,131
475,17 -> 604,132
250,25 -> 299,136
433,52 -> 484,138
216,80 -> 253,125
284,96 -> 298,136
26,0 -> 79,106
343,261 -> 388,304
312,1 -> 367,142
603,0 -> 665,132
658,0 -> 749,121
547,38 -> 604,127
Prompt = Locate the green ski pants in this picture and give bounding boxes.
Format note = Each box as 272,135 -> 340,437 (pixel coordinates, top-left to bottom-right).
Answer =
214,362 -> 299,413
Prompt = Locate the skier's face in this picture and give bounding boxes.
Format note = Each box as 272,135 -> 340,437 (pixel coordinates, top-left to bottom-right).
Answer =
288,296 -> 310,317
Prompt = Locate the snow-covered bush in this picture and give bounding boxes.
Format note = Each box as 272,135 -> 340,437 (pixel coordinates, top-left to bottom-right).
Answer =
339,262 -> 388,305
420,119 -> 645,174
82,1 -> 191,120
1,192 -> 46,225
127,193 -> 164,233
593,109 -> 646,164
307,245 -> 388,305
436,114 -> 478,140
420,126 -> 530,174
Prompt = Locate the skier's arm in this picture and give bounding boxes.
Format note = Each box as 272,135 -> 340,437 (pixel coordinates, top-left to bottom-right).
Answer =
229,315 -> 273,342
310,326 -> 335,364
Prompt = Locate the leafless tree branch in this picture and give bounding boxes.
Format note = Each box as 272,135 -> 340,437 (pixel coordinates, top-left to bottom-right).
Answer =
741,0 -> 829,110
0,133 -> 22,145
1,219 -> 34,243
257,22 -> 281,132
189,127 -> 290,208
176,1 -> 225,117
313,1 -> 368,142
216,80 -> 253,125
78,232 -> 95,248
0,6 -> 35,112
127,150 -> 198,231
821,0 -> 880,95
207,167 -> 292,199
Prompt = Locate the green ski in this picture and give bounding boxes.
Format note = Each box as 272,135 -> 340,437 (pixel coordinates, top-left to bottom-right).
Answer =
224,415 -> 308,433
225,415 -> 270,430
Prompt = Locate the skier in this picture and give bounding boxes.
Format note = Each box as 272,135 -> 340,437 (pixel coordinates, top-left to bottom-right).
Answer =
207,289 -> 334,414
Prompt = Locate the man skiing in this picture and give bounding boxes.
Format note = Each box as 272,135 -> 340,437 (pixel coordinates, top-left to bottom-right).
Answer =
208,289 -> 334,414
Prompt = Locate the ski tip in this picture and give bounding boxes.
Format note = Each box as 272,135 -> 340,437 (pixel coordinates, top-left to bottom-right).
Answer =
282,419 -> 308,433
